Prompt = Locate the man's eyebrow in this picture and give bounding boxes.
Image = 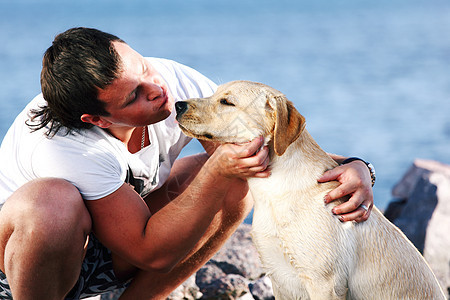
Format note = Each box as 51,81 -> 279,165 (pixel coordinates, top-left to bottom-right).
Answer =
120,60 -> 147,108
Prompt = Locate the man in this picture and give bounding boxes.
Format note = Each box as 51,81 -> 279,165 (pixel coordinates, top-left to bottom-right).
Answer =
0,27 -> 374,299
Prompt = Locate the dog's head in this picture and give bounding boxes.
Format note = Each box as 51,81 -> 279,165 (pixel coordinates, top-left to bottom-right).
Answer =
175,80 -> 305,156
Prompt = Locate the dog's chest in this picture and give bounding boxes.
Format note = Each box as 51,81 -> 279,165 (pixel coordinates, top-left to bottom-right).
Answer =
250,199 -> 325,299
248,174 -> 347,299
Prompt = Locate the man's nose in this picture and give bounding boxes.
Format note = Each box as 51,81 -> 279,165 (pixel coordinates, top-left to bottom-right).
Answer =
175,101 -> 188,116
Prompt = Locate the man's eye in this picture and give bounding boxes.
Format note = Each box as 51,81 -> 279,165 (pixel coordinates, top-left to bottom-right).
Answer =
128,89 -> 140,105
128,93 -> 137,104
220,98 -> 235,106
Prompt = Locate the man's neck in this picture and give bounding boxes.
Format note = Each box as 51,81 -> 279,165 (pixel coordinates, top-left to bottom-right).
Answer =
106,126 -> 143,153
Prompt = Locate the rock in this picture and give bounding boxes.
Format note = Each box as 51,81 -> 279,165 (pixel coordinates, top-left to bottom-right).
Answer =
385,159 -> 450,298
249,276 -> 275,300
196,262 -> 227,286
168,274 -> 203,299
193,224 -> 268,299
237,293 -> 255,300
197,271 -> 250,299
212,224 -> 263,280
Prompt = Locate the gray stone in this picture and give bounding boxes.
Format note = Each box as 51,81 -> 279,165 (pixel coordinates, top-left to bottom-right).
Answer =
385,159 -> 450,298
196,261 -> 227,287
197,272 -> 250,300
212,224 -> 263,280
168,274 -> 203,300
248,276 -> 274,300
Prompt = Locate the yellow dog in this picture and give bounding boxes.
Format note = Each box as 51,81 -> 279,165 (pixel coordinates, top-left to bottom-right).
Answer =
176,80 -> 445,299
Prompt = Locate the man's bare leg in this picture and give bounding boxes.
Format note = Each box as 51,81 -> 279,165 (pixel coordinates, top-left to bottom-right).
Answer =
0,178 -> 92,299
117,154 -> 254,299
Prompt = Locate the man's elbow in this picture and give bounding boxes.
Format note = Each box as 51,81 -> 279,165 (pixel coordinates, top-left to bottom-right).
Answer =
147,260 -> 177,274
138,254 -> 181,273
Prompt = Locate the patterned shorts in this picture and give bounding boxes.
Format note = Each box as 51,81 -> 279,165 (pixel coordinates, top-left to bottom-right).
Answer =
0,234 -> 130,299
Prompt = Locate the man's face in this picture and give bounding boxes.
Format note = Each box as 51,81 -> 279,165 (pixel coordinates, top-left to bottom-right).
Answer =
96,42 -> 174,128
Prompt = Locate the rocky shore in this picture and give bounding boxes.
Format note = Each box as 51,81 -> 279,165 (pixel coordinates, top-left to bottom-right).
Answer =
384,159 -> 450,299
101,159 -> 450,299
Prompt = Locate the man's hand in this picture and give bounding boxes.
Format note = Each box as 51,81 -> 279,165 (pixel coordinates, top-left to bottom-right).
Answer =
205,137 -> 270,179
318,160 -> 373,223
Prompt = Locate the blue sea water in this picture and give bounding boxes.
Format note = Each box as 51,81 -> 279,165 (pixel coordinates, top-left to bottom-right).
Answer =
1,0 -> 450,213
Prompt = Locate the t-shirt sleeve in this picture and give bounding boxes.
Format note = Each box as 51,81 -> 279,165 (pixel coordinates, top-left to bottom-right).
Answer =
30,138 -> 125,200
146,57 -> 218,100
173,62 -> 218,99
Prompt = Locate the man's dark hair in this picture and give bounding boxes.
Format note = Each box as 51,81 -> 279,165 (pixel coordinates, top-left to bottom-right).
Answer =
27,27 -> 125,136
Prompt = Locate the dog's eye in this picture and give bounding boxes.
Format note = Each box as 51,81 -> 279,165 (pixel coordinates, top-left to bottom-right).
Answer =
220,98 -> 235,106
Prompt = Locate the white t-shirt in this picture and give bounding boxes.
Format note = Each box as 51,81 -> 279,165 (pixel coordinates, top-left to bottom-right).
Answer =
0,58 -> 217,207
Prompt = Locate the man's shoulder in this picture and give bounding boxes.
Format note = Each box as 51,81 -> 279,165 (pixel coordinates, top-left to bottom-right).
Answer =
145,57 -> 217,99
145,57 -> 182,73
145,57 -> 198,80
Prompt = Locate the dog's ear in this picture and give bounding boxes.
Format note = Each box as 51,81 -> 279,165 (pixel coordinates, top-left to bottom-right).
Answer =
269,94 -> 305,156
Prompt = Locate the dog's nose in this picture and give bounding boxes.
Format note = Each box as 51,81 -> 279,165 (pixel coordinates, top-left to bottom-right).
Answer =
175,101 -> 188,116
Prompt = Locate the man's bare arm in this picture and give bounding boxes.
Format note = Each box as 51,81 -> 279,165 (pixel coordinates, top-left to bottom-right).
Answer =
85,137 -> 268,272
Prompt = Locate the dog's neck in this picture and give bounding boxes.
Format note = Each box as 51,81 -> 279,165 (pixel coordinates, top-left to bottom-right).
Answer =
247,128 -> 340,214
258,128 -> 339,192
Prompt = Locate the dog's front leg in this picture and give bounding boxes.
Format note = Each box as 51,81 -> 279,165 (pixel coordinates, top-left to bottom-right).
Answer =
305,278 -> 348,300
270,274 -> 348,300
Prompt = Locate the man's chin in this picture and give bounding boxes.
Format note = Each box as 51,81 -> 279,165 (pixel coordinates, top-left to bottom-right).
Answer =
153,110 -> 173,124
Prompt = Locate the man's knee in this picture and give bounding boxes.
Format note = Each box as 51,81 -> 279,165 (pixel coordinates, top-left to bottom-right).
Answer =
0,178 -> 91,248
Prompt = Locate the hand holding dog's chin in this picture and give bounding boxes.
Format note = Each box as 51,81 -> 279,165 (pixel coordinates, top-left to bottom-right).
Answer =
206,137 -> 270,180
319,160 -> 374,223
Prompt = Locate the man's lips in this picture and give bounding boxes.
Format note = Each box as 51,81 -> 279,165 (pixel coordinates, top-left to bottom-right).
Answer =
158,88 -> 169,108
152,87 -> 169,108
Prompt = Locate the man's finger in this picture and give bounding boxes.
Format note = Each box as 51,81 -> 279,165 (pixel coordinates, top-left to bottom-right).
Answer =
330,189 -> 363,214
237,136 -> 264,158
354,206 -> 372,223
337,203 -> 372,223
318,167 -> 341,183
240,146 -> 269,168
323,182 -> 353,204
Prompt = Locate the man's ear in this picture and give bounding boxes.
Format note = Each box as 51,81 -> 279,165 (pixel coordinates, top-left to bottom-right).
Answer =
80,114 -> 112,128
268,94 -> 305,156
